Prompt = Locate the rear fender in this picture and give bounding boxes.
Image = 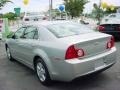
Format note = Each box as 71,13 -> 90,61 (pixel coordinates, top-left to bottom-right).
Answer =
33,49 -> 54,76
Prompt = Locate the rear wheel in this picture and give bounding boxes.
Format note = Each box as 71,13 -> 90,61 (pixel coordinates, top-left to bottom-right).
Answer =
6,46 -> 14,61
35,58 -> 52,86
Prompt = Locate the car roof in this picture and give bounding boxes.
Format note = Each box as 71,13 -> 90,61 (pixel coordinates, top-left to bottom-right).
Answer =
23,20 -> 76,27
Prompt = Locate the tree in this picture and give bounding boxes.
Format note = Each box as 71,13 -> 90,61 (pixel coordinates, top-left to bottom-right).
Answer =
64,0 -> 88,18
2,12 -> 17,20
93,3 -> 104,20
101,2 -> 117,14
92,3 -> 117,20
104,6 -> 117,14
91,8 -> 103,20
0,0 -> 12,10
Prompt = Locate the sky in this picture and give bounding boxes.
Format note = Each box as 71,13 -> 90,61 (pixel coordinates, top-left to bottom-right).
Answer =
0,0 -> 120,14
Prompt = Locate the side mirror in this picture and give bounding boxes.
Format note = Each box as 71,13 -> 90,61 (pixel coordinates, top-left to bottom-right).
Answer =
11,35 -> 16,39
7,34 -> 15,39
7,32 -> 14,38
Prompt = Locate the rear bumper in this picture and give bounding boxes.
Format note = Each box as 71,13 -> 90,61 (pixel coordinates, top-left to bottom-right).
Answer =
50,47 -> 117,81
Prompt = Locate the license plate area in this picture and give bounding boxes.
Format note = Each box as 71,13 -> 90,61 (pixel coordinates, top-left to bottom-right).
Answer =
95,58 -> 105,70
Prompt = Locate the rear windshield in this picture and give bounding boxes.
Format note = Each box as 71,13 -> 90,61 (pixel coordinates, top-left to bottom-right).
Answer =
47,23 -> 93,38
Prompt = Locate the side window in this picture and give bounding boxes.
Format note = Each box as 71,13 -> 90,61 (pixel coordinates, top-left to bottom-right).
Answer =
23,27 -> 38,39
14,27 -> 26,39
34,30 -> 38,39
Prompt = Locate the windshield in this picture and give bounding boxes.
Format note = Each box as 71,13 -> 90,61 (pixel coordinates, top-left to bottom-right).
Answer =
47,23 -> 94,38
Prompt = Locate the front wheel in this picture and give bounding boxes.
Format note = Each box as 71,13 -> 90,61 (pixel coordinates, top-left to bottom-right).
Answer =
35,58 -> 52,86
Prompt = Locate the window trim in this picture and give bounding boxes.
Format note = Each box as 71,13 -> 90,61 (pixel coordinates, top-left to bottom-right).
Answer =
14,27 -> 27,39
33,29 -> 39,39
23,26 -> 39,40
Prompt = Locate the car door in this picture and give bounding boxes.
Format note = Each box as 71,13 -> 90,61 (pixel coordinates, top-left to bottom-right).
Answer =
9,27 -> 26,60
17,26 -> 39,66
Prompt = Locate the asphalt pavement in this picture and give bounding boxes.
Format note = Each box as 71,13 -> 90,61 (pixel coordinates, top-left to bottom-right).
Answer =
0,40 -> 120,90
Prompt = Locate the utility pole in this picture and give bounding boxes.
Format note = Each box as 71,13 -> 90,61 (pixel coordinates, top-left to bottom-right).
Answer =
49,0 -> 53,21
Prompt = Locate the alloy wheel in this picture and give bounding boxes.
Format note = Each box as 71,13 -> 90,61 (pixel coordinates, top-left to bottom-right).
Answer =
36,62 -> 46,82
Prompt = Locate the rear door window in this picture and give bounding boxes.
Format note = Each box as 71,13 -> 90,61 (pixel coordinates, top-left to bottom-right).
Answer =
14,27 -> 26,39
23,26 -> 38,39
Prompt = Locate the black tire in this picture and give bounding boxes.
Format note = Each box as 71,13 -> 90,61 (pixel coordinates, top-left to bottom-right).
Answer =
6,46 -> 14,61
35,58 -> 52,86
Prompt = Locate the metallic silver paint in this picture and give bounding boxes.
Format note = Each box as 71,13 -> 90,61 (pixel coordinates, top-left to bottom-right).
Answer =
6,21 -> 117,81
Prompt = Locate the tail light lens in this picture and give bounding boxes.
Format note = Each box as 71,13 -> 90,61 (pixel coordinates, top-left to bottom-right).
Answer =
25,18 -> 29,21
107,36 -> 115,49
97,26 -> 105,31
65,45 -> 85,60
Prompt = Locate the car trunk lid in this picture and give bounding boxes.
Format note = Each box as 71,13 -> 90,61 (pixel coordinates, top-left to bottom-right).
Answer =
59,32 -> 111,59
74,36 -> 110,59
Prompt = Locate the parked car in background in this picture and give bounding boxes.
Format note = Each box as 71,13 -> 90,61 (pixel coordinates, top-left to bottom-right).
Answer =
23,12 -> 48,22
98,13 -> 120,39
5,21 -> 116,86
78,19 -> 89,25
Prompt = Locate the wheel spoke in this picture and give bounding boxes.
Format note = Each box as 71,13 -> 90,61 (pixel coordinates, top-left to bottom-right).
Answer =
37,62 -> 46,82
7,48 -> 10,59
41,75 -> 46,81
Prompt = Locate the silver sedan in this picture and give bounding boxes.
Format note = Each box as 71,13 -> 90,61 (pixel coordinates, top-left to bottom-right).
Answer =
5,21 -> 116,85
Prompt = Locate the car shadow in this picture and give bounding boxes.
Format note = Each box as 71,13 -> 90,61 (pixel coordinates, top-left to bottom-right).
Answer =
49,73 -> 110,89
7,58 -> 113,89
1,42 -> 117,90
8,58 -> 35,75
11,60 -> 109,87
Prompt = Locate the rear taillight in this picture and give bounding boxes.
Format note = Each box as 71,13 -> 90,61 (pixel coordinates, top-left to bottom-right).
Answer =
65,45 -> 85,60
25,18 -> 29,21
107,36 -> 115,49
97,26 -> 105,31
